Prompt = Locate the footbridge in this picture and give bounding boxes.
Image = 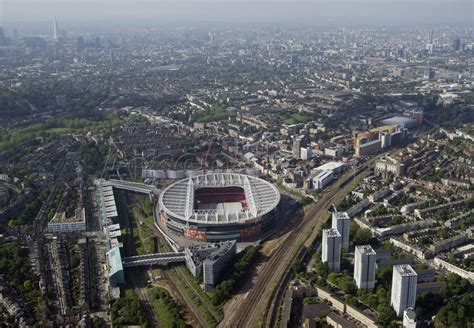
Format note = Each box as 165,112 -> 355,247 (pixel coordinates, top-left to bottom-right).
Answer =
122,252 -> 186,267
108,179 -> 158,194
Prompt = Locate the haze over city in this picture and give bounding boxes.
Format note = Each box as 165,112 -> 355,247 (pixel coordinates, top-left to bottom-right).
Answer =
1,0 -> 473,30
0,0 -> 472,327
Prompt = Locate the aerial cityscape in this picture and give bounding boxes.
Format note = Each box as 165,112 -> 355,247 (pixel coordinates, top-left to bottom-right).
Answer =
0,1 -> 473,327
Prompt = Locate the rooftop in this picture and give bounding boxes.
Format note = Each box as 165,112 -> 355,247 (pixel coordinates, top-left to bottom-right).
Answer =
159,173 -> 280,224
356,245 -> 376,255
324,228 -> 341,238
394,264 -> 417,277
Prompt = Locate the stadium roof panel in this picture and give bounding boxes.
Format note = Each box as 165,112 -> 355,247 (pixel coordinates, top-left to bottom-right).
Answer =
159,173 -> 280,225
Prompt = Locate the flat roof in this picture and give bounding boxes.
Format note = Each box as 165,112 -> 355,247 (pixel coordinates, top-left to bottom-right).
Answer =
333,211 -> 350,220
394,264 -> 417,276
106,246 -> 123,276
324,228 -> 341,238
107,223 -> 121,231
109,230 -> 122,238
356,245 -> 376,255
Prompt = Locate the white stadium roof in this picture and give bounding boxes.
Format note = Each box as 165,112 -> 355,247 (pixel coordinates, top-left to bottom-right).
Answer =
159,173 -> 280,224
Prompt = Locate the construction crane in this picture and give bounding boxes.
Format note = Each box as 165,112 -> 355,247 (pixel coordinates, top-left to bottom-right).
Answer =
202,140 -> 213,173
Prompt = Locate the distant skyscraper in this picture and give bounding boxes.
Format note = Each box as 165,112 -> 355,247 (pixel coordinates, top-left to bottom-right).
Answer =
391,264 -> 417,317
53,17 -> 59,41
354,245 -> 376,290
424,67 -> 435,80
0,27 -> 5,46
322,228 -> 342,272
331,211 -> 350,250
76,36 -> 85,52
291,54 -> 299,65
453,38 -> 461,51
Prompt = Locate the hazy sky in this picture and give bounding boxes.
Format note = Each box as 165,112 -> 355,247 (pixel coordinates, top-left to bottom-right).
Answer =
1,0 -> 473,28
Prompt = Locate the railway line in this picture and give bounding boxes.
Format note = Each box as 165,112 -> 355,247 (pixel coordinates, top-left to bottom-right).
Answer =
224,166 -> 367,327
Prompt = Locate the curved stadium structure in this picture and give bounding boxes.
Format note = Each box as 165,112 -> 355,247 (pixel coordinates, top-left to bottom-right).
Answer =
158,173 -> 281,241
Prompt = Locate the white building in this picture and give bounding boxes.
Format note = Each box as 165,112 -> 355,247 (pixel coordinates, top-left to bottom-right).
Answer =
310,162 -> 348,190
331,211 -> 350,249
403,308 -> 417,328
312,170 -> 334,190
47,208 -> 86,233
300,146 -> 313,160
391,264 -> 417,317
379,131 -> 392,148
322,228 -> 342,272
354,245 -> 377,290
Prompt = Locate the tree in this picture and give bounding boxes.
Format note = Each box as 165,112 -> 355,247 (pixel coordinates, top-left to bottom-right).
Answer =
292,259 -> 305,274
377,304 -> 397,327
23,280 -> 32,290
376,265 -> 393,289
353,228 -> 373,245
315,261 -> 329,280
327,272 -> 339,285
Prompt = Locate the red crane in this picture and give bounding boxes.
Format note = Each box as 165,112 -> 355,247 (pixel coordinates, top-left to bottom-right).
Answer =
202,140 -> 213,173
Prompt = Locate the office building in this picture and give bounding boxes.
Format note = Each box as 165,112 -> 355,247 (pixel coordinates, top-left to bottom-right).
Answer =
53,17 -> 59,41
322,228 -> 342,272
355,139 -> 381,156
203,241 -> 236,291
424,67 -> 435,80
354,245 -> 377,290
453,38 -> 461,51
300,146 -> 312,160
331,211 -> 350,250
292,135 -> 309,159
391,264 -> 417,317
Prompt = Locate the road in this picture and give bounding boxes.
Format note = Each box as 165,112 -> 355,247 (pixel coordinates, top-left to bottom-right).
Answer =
221,165 -> 368,327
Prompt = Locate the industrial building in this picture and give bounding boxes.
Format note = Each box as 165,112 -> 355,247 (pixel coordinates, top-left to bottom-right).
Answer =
354,245 -> 377,290
322,228 -> 342,272
391,264 -> 417,317
159,173 -> 280,242
381,116 -> 417,129
311,162 -> 347,190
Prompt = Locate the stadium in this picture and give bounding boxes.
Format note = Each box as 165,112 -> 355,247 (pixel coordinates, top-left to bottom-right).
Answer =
158,173 -> 281,242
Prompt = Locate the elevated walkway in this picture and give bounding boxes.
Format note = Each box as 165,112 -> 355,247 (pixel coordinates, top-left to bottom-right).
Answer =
122,252 -> 186,267
108,179 -> 158,194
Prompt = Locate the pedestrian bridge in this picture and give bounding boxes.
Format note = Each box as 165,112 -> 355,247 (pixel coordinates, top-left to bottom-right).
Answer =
122,252 -> 186,267
109,179 -> 158,194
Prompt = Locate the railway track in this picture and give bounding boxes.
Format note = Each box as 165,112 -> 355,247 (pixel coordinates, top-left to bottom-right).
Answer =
165,269 -> 207,328
226,166 -> 367,327
128,270 -> 161,328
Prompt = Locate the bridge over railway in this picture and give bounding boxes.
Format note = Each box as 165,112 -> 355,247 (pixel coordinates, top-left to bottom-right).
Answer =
108,179 -> 158,194
122,252 -> 186,267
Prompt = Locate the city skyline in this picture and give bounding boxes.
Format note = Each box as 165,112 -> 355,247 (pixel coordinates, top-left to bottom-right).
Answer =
1,0 -> 472,29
